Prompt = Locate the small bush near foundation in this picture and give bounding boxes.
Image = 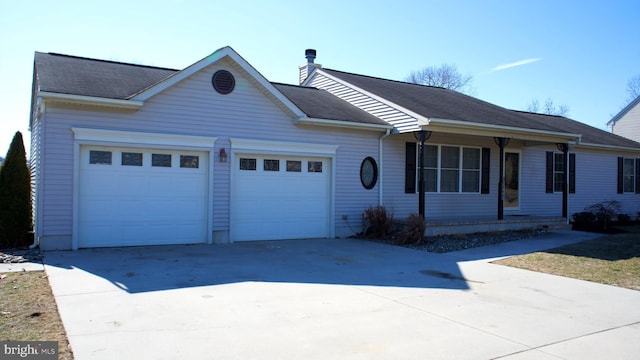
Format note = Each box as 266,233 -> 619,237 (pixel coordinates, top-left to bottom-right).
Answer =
363,205 -> 394,239
617,214 -> 633,226
571,211 -> 599,232
395,213 -> 426,245
572,200 -> 621,233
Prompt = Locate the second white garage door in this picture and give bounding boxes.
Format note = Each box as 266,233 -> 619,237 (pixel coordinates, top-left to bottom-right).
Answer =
232,155 -> 331,241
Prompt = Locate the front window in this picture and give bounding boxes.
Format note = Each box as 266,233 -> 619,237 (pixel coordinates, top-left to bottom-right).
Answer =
417,144 -> 481,193
554,153 -> 565,192
623,158 -> 635,193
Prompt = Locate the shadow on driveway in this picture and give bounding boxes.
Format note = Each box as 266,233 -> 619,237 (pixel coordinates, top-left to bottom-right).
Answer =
45,238 -> 478,293
43,232 -> 599,294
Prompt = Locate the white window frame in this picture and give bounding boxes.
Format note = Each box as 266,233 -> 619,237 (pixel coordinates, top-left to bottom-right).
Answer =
622,157 -> 636,193
553,152 -> 566,193
416,144 -> 482,194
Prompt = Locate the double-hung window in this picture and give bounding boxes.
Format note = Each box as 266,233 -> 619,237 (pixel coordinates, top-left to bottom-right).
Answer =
419,145 -> 481,193
618,157 -> 640,194
546,151 -> 576,194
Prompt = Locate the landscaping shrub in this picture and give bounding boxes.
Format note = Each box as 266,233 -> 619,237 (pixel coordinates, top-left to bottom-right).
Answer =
616,214 -> 633,226
571,211 -> 599,232
572,200 -> 621,233
395,213 -> 426,245
363,205 -> 393,239
0,132 -> 33,248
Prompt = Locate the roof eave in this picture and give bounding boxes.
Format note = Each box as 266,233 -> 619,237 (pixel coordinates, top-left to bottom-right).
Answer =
425,117 -> 582,143
294,117 -> 393,131
574,142 -> 640,152
39,91 -> 143,110
607,95 -> 640,126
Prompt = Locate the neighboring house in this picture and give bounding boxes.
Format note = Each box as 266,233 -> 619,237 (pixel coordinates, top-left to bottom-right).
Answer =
608,95 -> 640,143
29,47 -> 640,250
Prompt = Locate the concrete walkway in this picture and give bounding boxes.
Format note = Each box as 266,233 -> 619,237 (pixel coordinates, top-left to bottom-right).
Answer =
43,230 -> 640,359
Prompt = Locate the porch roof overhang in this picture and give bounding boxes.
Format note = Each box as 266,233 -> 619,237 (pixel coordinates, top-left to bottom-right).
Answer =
294,116 -> 393,131
420,117 -> 582,144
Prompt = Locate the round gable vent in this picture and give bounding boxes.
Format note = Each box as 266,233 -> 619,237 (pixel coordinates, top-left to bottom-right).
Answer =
212,70 -> 235,95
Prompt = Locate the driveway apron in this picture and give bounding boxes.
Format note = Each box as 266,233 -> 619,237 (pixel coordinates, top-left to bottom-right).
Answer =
44,231 -> 640,359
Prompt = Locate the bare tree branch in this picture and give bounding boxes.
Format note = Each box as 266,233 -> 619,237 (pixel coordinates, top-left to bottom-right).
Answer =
626,74 -> 640,102
526,98 -> 570,117
405,64 -> 474,94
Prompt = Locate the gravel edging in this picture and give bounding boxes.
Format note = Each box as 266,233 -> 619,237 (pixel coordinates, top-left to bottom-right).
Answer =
0,249 -> 44,264
365,229 -> 550,253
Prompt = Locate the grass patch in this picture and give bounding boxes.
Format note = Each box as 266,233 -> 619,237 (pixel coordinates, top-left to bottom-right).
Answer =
494,226 -> 640,291
0,271 -> 73,359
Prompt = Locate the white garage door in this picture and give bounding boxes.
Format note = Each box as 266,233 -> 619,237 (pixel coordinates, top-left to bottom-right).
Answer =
78,146 -> 208,248
233,155 -> 330,241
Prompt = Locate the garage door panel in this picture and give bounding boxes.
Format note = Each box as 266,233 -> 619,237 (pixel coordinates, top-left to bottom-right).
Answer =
78,146 -> 208,248
233,155 -> 330,241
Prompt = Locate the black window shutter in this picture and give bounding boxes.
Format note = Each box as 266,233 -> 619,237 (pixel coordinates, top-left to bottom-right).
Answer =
636,159 -> 640,194
405,142 -> 417,193
569,153 -> 576,194
545,151 -> 554,193
481,148 -> 490,194
617,157 -> 624,194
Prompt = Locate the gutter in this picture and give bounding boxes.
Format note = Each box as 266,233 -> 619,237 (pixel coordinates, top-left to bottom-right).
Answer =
39,91 -> 143,110
574,142 -> 640,153
425,117 -> 582,143
295,117 -> 393,132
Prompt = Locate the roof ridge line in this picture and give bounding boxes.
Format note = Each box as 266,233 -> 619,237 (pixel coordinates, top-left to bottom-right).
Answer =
42,52 -> 179,71
323,68 -> 449,90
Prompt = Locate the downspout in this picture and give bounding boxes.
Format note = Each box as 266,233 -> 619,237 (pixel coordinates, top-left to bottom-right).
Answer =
378,129 -> 391,205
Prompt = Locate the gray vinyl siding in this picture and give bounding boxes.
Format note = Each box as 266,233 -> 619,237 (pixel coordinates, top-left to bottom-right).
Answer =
383,136 -> 640,220
307,72 -> 420,132
382,133 -> 498,220
520,145 -> 640,217
29,114 -> 42,238
612,103 -> 640,143
36,58 -> 382,240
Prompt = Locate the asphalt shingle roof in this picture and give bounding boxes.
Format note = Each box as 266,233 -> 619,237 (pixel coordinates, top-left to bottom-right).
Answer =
33,52 -> 640,149
321,69 -> 640,149
273,83 -> 389,126
515,111 -> 640,149
34,52 -> 177,99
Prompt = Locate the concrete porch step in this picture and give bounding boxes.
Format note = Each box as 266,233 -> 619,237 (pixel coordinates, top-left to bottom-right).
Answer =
409,217 -> 570,236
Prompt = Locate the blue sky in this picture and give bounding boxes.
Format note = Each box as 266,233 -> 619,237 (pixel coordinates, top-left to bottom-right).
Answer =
1,0 -> 638,155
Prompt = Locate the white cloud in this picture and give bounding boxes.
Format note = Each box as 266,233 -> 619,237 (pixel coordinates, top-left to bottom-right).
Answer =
491,58 -> 542,72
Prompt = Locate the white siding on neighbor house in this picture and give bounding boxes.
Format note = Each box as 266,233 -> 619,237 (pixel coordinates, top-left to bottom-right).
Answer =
612,103 -> 640,143
307,73 -> 421,133
36,58 -> 384,243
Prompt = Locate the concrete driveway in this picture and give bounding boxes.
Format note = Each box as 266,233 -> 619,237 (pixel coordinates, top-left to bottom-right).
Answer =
44,231 -> 640,359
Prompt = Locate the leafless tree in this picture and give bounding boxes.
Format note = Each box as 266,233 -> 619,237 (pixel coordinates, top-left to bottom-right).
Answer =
626,74 -> 640,102
406,64 -> 474,94
526,98 -> 570,117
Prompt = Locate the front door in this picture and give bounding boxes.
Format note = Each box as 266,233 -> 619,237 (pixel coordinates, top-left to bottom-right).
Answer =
504,152 -> 520,209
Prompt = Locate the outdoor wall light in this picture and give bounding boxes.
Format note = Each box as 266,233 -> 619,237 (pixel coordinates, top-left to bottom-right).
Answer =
219,148 -> 228,162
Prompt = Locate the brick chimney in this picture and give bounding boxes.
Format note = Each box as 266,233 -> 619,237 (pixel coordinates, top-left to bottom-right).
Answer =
298,49 -> 321,84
